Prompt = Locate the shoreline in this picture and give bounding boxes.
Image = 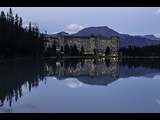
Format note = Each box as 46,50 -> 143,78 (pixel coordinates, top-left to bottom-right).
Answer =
120,56 -> 160,58
1,56 -> 160,61
44,56 -> 95,59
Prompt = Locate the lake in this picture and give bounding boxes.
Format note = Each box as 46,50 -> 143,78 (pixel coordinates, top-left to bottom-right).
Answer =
0,58 -> 160,113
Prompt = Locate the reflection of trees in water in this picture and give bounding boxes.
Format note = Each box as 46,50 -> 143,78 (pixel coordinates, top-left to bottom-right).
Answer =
70,59 -> 79,70
81,59 -> 84,68
64,59 -> 70,70
120,58 -> 160,70
105,58 -> 110,67
0,59 -> 45,107
63,59 -> 81,70
60,62 -> 63,68
45,59 -> 57,75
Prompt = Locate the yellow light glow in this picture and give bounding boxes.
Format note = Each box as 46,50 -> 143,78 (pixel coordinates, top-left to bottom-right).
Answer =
56,62 -> 60,66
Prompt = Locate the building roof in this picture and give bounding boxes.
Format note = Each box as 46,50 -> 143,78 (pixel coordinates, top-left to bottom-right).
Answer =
45,35 -> 120,41
63,35 -> 114,40
63,36 -> 90,39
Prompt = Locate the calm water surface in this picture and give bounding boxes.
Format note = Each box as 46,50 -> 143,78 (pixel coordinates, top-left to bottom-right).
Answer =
0,58 -> 160,113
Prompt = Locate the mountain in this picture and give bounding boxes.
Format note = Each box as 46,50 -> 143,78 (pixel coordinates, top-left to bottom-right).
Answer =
50,26 -> 160,47
73,26 -> 124,38
143,35 -> 160,41
48,31 -> 70,37
121,34 -> 160,47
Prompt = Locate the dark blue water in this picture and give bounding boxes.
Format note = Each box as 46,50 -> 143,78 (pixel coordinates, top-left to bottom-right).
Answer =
0,58 -> 160,113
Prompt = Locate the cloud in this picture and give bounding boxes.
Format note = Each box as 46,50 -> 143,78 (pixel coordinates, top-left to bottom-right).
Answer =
154,33 -> 160,38
153,75 -> 160,80
65,78 -> 85,88
66,24 -> 87,34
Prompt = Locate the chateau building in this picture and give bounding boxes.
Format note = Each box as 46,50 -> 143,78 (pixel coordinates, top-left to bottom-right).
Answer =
45,35 -> 119,56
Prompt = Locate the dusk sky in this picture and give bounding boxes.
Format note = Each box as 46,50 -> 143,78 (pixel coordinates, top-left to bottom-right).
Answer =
1,7 -> 160,37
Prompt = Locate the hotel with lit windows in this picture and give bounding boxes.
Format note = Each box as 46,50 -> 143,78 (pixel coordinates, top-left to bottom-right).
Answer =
45,35 -> 119,56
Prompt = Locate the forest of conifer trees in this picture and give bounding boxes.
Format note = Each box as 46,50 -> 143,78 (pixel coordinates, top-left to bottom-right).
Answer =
0,8 -> 45,58
119,45 -> 160,56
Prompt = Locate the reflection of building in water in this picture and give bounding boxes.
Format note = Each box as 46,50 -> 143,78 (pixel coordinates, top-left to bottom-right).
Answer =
44,58 -> 119,79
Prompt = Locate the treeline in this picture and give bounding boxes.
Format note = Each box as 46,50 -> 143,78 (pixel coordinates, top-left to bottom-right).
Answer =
45,43 -> 85,56
119,45 -> 160,56
63,44 -> 82,56
0,8 -> 45,57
